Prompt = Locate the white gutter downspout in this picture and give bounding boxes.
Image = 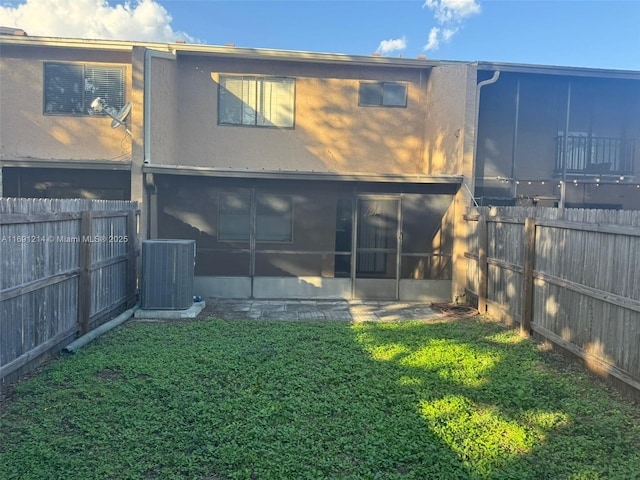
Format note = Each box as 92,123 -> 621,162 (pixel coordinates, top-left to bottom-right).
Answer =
144,48 -> 177,165
471,70 -> 501,207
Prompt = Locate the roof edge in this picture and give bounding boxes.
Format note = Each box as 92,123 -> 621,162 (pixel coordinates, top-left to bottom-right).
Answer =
143,164 -> 463,184
476,61 -> 640,79
0,34 -> 442,68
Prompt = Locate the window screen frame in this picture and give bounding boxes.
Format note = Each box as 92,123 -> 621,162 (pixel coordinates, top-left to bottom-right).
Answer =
358,81 -> 408,108
255,193 -> 294,243
217,192 -> 294,244
218,75 -> 296,129
218,192 -> 251,242
43,62 -> 126,116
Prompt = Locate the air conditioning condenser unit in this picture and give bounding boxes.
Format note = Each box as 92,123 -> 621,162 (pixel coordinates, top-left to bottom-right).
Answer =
141,239 -> 195,310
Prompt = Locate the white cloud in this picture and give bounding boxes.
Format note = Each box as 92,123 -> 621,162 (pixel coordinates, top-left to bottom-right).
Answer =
424,28 -> 440,51
441,28 -> 458,41
0,0 -> 198,43
423,0 -> 480,51
377,36 -> 407,55
424,0 -> 480,23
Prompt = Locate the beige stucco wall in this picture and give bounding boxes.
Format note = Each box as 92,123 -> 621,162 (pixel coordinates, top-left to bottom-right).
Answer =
422,64 -> 478,300
0,45 -> 133,162
147,53 -> 178,165
147,55 -> 432,174
422,64 -> 473,176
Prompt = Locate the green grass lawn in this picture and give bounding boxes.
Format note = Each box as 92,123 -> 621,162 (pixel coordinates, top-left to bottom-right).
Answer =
1,317 -> 639,479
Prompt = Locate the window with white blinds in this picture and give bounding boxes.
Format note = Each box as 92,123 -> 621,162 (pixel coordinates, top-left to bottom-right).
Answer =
44,63 -> 125,115
218,75 -> 295,128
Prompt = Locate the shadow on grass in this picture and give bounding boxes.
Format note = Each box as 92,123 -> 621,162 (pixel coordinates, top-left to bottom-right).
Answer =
0,318 -> 639,479
352,319 -> 640,479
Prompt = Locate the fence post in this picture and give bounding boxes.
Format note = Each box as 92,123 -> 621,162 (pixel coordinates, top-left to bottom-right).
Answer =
126,210 -> 137,308
78,211 -> 93,335
477,215 -> 488,314
521,217 -> 536,336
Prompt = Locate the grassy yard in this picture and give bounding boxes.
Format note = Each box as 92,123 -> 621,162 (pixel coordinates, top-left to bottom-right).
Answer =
1,317 -> 639,479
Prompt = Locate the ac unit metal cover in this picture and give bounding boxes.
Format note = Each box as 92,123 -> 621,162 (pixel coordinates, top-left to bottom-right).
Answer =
142,239 -> 195,310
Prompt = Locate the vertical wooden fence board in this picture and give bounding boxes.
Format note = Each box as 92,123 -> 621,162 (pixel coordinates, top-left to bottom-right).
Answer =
78,211 -> 93,335
521,218 -> 535,334
127,211 -> 137,307
0,298 -> 22,365
477,215 -> 488,313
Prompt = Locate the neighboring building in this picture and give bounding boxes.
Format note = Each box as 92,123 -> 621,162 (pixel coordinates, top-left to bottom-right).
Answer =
1,31 -> 638,300
474,63 -> 640,209
0,31 -> 140,201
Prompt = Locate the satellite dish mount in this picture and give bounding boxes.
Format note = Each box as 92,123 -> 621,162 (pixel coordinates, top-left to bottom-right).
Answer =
91,97 -> 132,135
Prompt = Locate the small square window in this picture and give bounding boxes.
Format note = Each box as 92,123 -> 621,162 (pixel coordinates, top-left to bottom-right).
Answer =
359,82 -> 407,107
382,83 -> 407,107
359,83 -> 383,106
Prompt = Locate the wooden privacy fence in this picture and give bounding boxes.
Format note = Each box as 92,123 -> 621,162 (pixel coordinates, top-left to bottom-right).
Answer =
465,206 -> 640,397
1,198 -> 139,383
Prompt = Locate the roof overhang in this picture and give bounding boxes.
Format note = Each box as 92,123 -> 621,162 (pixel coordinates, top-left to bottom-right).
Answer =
477,61 -> 640,80
172,44 -> 439,69
0,34 -> 438,69
0,35 -> 143,52
1,159 -> 132,171
143,164 -> 463,184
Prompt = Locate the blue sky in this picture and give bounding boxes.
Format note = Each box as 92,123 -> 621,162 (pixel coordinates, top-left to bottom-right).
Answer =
1,0 -> 639,70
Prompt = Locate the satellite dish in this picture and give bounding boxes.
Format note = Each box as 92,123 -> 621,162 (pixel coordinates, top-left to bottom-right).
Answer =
90,97 -> 132,135
109,102 -> 132,129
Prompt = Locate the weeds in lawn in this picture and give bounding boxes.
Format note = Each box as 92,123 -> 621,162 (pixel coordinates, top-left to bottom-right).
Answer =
1,318 -> 639,479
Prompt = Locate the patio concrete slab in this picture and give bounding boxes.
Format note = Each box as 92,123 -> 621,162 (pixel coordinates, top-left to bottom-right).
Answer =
202,299 -> 449,323
134,301 -> 206,320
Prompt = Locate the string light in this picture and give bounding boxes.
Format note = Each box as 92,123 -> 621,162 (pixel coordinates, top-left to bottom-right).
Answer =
487,176 -> 634,186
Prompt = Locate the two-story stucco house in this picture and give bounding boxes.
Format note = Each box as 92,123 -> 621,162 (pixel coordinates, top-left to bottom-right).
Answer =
1,30 -> 638,301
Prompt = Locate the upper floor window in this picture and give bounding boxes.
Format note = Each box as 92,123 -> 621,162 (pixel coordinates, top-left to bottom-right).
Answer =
44,63 -> 125,116
218,75 -> 295,128
359,82 -> 407,107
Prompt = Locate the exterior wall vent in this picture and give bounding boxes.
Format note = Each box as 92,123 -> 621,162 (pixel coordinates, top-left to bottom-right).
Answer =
141,239 -> 195,310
